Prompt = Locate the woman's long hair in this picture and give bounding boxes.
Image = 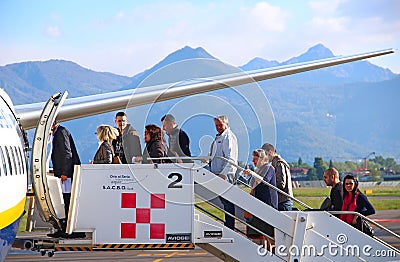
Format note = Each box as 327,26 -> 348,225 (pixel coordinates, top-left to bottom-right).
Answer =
342,174 -> 360,201
145,124 -> 162,142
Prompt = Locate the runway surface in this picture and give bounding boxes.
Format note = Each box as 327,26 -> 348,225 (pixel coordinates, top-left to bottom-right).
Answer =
6,248 -> 218,262
6,210 -> 399,261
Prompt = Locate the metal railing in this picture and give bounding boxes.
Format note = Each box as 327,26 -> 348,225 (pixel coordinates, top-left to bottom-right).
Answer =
329,210 -> 400,251
214,156 -> 312,210
149,155 -> 312,209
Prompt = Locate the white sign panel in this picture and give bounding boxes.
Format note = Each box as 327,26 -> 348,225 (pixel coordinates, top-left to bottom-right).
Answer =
70,164 -> 194,244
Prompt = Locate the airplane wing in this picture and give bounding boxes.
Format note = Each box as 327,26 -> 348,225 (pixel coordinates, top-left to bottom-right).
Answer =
15,48 -> 394,130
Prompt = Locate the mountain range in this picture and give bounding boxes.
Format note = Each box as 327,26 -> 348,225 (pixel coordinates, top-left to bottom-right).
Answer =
0,44 -> 399,164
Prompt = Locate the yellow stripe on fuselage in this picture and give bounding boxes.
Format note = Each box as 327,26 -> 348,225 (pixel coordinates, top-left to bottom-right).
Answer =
0,197 -> 25,230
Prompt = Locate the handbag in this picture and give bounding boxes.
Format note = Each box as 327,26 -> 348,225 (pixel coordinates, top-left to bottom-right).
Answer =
356,217 -> 374,236
320,197 -> 332,211
112,155 -> 122,164
361,220 -> 374,236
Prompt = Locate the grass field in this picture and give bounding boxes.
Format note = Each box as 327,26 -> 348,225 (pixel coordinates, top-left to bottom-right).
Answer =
292,186 -> 400,210
293,186 -> 400,197
195,186 -> 400,222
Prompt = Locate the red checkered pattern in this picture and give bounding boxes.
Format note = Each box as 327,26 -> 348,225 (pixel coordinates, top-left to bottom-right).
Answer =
120,193 -> 166,239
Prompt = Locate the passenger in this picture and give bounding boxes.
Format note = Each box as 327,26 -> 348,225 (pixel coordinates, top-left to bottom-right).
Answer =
208,115 -> 238,230
340,174 -> 375,232
112,112 -> 142,164
243,149 -> 278,249
323,167 -> 343,214
161,114 -> 191,162
134,124 -> 167,164
48,121 -> 81,238
92,125 -> 119,164
262,143 -> 294,211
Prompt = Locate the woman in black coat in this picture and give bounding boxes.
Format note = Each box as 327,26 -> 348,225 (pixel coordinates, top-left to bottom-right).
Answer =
134,124 -> 167,164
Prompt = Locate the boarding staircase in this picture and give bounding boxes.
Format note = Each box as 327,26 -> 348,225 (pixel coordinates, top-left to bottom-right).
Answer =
190,164 -> 400,261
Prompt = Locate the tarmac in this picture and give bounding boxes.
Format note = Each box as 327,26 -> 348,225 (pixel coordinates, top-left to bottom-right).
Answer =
6,210 -> 400,261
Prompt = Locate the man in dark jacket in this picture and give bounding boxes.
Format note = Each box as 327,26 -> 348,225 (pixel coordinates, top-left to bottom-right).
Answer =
262,143 -> 293,211
49,122 -> 81,237
112,112 -> 142,164
323,167 -> 343,214
161,114 -> 191,162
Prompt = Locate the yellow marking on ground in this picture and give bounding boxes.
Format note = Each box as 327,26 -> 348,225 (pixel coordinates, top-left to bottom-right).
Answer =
165,251 -> 178,258
176,252 -> 208,256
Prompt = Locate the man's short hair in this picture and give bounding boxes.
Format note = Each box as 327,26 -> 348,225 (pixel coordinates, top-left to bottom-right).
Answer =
116,112 -> 127,118
161,114 -> 176,124
325,167 -> 339,179
214,115 -> 229,126
262,143 -> 276,153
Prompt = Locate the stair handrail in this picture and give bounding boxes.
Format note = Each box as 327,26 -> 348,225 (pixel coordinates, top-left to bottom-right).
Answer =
214,156 -> 313,210
149,155 -> 313,209
329,211 -> 400,241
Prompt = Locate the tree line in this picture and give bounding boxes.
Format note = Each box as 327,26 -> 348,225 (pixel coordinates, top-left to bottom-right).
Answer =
290,156 -> 400,181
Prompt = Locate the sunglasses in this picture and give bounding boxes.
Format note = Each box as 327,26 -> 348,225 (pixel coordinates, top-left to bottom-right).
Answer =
345,182 -> 355,185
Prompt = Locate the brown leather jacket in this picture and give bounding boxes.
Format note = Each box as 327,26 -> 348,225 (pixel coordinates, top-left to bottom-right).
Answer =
93,141 -> 114,164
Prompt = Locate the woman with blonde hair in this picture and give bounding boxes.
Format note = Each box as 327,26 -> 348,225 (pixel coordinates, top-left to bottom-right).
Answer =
92,124 -> 119,164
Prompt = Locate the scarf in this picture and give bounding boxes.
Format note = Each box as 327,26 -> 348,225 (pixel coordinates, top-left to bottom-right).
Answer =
340,192 -> 358,224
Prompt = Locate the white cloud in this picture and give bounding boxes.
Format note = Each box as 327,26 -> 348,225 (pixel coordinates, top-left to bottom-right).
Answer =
308,17 -> 348,32
309,0 -> 344,13
116,11 -> 125,20
44,25 -> 62,37
243,2 -> 290,31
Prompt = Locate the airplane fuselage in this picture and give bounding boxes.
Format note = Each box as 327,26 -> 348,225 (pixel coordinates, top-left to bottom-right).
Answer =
0,89 -> 28,261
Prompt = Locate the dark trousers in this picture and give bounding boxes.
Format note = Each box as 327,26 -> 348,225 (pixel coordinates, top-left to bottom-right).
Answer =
62,193 -> 71,232
220,197 -> 235,230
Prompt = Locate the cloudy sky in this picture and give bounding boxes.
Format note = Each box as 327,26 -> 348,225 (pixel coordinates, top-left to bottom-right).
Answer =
1,0 -> 399,76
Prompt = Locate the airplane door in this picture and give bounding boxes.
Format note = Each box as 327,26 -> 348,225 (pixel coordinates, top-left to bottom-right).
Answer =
31,92 -> 68,230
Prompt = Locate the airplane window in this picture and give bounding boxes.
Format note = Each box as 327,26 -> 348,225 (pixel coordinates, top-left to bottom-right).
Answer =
4,146 -> 12,176
17,147 -> 25,175
4,146 -> 13,176
0,146 -> 5,176
10,146 -> 18,176
13,146 -> 21,175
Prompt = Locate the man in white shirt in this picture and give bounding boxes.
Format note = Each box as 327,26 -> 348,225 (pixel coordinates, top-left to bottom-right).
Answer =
209,115 -> 238,229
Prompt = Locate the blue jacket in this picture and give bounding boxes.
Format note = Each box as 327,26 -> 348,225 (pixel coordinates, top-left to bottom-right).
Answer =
253,163 -> 278,209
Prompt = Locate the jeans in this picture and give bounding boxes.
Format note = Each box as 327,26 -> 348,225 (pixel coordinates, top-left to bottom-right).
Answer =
278,199 -> 293,211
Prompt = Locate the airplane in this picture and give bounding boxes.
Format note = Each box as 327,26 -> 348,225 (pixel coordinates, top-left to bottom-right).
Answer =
0,48 -> 395,261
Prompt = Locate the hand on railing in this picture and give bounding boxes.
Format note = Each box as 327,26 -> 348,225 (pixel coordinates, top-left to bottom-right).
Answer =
214,156 -> 312,210
242,169 -> 252,177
